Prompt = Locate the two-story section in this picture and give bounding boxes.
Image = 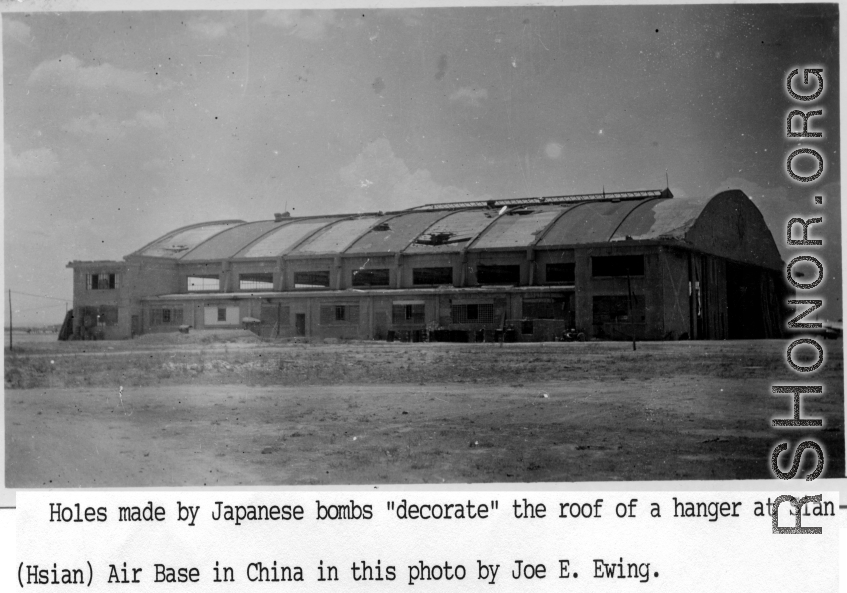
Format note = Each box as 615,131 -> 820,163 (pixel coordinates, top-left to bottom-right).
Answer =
64,189 -> 787,342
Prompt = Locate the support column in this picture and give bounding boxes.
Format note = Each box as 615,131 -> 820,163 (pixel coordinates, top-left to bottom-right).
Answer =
394,253 -> 403,289
275,257 -> 286,291
333,256 -> 343,290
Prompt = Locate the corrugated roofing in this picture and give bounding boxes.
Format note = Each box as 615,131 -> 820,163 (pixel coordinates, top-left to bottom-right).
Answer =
138,222 -> 241,259
536,200 -> 646,247
293,216 -> 382,255
182,220 -> 282,261
472,206 -> 563,250
236,218 -> 341,258
346,211 -> 448,254
610,197 -> 709,241
404,210 -> 498,254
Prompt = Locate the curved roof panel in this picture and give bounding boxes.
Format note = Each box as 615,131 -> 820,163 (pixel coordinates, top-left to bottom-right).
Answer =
137,222 -> 242,259
536,200 -> 648,247
236,218 -> 341,258
346,211 -> 448,254
293,216 -> 382,255
182,220 -> 282,261
404,209 -> 498,254
472,206 -> 562,250
610,197 -> 708,241
684,190 -> 783,270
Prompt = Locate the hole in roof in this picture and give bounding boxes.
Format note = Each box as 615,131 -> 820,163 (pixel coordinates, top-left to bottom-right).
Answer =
415,232 -> 470,246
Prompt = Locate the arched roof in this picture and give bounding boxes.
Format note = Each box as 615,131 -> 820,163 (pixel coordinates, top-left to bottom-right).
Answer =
126,190 -> 782,270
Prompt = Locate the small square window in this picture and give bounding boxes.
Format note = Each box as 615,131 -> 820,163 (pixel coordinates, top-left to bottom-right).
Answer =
162,309 -> 171,323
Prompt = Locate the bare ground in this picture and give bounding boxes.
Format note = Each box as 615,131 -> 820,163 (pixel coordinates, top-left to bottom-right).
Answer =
5,338 -> 843,486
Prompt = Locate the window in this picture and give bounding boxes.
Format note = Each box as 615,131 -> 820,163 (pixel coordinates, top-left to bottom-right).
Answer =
204,306 -> 238,326
452,303 -> 494,324
392,303 -> 425,324
477,264 -> 520,285
592,255 -> 645,277
413,267 -> 453,286
522,296 -> 570,320
592,295 -> 646,328
187,275 -> 220,291
546,263 -> 575,284
86,272 -> 119,290
352,268 -> 390,287
239,273 -> 274,291
293,271 -> 330,289
151,307 -> 182,326
320,304 -> 360,325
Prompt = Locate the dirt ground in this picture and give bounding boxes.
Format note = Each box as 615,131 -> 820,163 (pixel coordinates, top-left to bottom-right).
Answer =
5,336 -> 844,486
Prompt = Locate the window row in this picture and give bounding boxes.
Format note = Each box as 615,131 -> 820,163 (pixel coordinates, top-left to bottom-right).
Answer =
151,307 -> 184,326
86,272 -> 119,290
182,262 -> 587,292
181,256 -> 645,293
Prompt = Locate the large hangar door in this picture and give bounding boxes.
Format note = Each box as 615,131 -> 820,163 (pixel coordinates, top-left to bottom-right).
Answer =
726,263 -> 780,339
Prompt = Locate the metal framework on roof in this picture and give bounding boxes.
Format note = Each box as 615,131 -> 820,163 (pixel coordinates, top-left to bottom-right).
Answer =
408,189 -> 672,211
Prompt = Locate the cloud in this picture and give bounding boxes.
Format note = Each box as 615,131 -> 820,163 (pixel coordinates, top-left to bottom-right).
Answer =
61,113 -> 125,138
141,158 -> 172,173
187,17 -> 233,39
257,10 -> 339,41
61,111 -> 167,138
374,9 -> 423,27
131,110 -> 167,130
6,143 -> 59,177
338,138 -> 492,212
449,86 -> 488,107
544,142 -> 563,159
28,54 -> 175,95
6,19 -> 32,44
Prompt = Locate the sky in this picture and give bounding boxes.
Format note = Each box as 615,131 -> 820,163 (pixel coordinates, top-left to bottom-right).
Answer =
3,4 -> 842,325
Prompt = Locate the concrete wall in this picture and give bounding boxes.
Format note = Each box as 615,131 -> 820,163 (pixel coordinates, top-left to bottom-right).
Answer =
571,245 -> 662,340
74,231 -> 780,342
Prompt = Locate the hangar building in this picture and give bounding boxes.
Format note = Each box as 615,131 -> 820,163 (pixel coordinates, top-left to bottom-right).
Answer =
64,188 -> 786,342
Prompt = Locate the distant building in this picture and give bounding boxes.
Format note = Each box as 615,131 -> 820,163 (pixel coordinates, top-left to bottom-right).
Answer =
64,189 -> 786,342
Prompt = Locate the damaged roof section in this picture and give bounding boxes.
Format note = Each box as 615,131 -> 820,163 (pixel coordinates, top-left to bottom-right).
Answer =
124,190 -> 780,267
405,210 -> 498,253
134,221 -> 243,259
346,211 -> 448,254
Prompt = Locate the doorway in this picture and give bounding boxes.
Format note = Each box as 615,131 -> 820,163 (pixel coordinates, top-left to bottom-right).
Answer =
295,313 -> 306,337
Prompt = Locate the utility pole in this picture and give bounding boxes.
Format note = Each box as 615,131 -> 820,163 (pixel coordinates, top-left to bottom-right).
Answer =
8,289 -> 12,351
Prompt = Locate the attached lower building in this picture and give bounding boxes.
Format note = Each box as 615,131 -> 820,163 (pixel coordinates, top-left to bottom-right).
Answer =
64,188 -> 787,342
